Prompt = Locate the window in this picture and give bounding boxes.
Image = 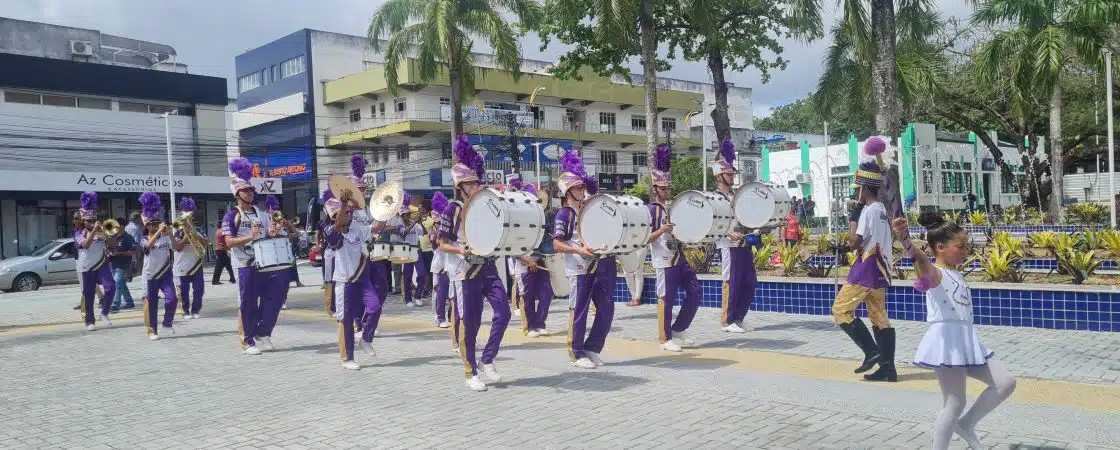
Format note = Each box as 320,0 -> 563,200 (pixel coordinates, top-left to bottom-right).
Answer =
599,112 -> 616,134
632,152 -> 647,167
371,149 -> 380,164
77,97 -> 111,110
4,91 -> 40,104
349,109 -> 361,123
630,115 -> 646,132
261,67 -> 271,86
661,117 -> 676,132
41,94 -> 76,107
394,98 -> 406,113
280,55 -> 306,78
601,150 -> 617,168
440,97 -> 451,106
830,165 -> 851,175
831,176 -> 852,209
396,145 -> 409,161
238,72 -> 262,93
148,104 -> 177,115
271,65 -> 278,82
118,101 -> 150,113
379,103 -> 386,117
484,101 -> 520,111
442,142 -> 453,160
921,160 -> 934,194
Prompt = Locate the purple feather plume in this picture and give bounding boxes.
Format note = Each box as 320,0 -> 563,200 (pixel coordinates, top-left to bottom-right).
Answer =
139,192 -> 162,219
80,192 -> 98,211
350,154 -> 366,178
509,177 -> 523,190
263,195 -> 280,211
583,176 -> 599,195
431,192 -> 448,214
179,197 -> 197,213
654,144 -> 671,172
524,183 -> 538,195
560,150 -> 587,177
454,135 -> 486,181
865,137 -> 887,156
402,191 -> 411,209
229,157 -> 253,181
719,138 -> 736,163
321,188 -> 334,204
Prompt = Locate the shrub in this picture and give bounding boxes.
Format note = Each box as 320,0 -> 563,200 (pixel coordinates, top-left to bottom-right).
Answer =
1066,203 -> 1108,225
991,231 -> 1025,257
753,243 -> 774,270
777,242 -> 803,276
1100,229 -> 1120,259
978,248 -> 1026,283
1056,248 -> 1103,285
813,234 -> 832,255
1028,231 -> 1057,250
969,211 -> 988,225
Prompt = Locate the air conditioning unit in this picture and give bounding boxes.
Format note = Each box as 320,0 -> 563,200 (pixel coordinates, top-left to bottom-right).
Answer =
795,173 -> 813,184
70,40 -> 94,56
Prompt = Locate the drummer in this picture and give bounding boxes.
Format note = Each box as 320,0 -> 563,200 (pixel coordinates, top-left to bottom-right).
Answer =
507,178 -> 554,338
393,192 -> 425,307
711,139 -> 763,334
647,144 -> 702,352
346,154 -> 388,336
429,192 -> 453,330
439,135 -> 510,392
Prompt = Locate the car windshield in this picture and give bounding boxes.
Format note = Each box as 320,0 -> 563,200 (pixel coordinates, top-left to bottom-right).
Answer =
28,240 -> 64,257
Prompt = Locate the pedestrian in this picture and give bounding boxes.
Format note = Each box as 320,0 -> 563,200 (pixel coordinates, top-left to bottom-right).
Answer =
897,214 -> 1016,450
124,212 -> 144,281
782,211 -> 800,248
211,217 -> 236,285
109,217 -> 137,312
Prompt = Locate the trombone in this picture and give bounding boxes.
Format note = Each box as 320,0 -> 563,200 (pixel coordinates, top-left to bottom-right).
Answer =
171,214 -> 206,258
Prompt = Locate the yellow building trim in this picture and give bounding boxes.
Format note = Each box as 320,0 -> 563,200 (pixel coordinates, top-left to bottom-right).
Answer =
322,59 -> 704,111
328,120 -> 701,148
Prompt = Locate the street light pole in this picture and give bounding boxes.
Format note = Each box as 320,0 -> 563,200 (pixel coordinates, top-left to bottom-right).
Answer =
532,142 -> 542,192
1104,48 -> 1116,228
823,121 -> 831,233
159,111 -> 179,220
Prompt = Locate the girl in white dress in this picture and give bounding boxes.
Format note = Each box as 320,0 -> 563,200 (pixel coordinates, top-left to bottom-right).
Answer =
893,213 -> 1016,450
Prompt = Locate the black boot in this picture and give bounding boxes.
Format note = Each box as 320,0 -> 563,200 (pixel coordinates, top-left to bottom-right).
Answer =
864,327 -> 897,382
839,318 -> 879,373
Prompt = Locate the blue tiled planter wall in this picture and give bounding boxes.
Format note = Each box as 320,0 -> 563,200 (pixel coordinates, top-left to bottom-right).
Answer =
611,276 -> 1120,332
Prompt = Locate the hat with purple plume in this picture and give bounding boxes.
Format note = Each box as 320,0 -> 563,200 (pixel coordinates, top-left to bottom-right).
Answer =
179,197 -> 197,220
229,157 -> 255,195
399,191 -> 412,214
321,188 -> 334,204
451,135 -> 484,186
323,197 -> 343,219
79,192 -> 98,220
139,192 -> 164,225
558,149 -> 587,196
524,183 -> 538,196
584,176 -> 599,195
263,195 -> 280,212
712,138 -> 738,176
430,192 -> 449,218
348,154 -> 366,188
508,176 -> 523,191
651,144 -> 672,187
853,160 -> 884,188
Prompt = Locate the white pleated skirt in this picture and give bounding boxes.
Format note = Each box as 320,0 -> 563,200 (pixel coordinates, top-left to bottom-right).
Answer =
913,321 -> 994,368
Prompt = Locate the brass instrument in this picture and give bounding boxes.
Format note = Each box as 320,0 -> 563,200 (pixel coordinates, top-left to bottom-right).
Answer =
271,210 -> 301,226
101,219 -> 121,237
172,213 -> 206,258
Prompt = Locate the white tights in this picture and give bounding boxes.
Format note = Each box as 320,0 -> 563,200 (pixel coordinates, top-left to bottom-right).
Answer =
932,358 -> 1017,450
624,271 -> 644,301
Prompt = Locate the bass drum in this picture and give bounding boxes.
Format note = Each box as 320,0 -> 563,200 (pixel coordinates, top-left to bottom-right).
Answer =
733,182 -> 791,229
544,253 -> 570,297
463,188 -> 545,257
617,247 -> 646,274
669,190 -> 735,244
579,194 -> 649,255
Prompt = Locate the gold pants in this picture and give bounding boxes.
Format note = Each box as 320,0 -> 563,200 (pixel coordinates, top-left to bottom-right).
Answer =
831,284 -> 891,328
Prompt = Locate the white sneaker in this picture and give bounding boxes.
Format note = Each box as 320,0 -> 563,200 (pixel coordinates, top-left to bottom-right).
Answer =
465,376 -> 487,391
98,314 -> 112,326
164,327 -> 175,337
413,300 -> 424,307
586,351 -> 605,367
438,321 -> 450,329
673,331 -> 696,346
243,346 -> 262,355
527,329 -> 541,338
536,328 -> 551,336
86,324 -> 96,331
570,358 -> 596,369
721,323 -> 746,333
191,314 -> 200,319
661,341 -> 683,352
375,329 -> 382,337
481,363 -> 502,382
406,302 -> 416,308
342,360 -> 361,370
181,314 -> 191,320
148,334 -> 160,341
257,337 -> 275,351
360,341 -> 376,357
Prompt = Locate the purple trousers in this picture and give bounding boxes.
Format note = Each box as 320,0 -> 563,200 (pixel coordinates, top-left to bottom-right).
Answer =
237,267 -> 289,349
433,272 -> 450,323
568,260 -> 616,360
455,264 -> 510,378
178,270 -> 205,316
144,271 -> 177,336
657,262 -> 701,344
518,270 -> 553,332
403,261 -> 426,303
338,263 -> 382,361
80,263 -> 115,325
721,247 -> 758,326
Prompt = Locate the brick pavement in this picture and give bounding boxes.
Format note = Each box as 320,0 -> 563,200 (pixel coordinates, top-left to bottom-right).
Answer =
1,288 -> 1119,449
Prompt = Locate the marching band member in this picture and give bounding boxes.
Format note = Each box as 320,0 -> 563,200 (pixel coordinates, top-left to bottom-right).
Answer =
440,135 -> 510,391
173,197 -> 205,319
326,188 -> 383,370
320,189 -> 338,316
75,192 -> 116,331
833,160 -> 897,382
429,192 -> 452,329
508,179 -> 553,338
648,144 -> 702,352
553,151 -> 613,368
139,192 -> 177,340
711,139 -> 762,333
223,158 -> 285,355
394,192 -> 425,307
346,154 -> 389,330
262,195 -> 295,313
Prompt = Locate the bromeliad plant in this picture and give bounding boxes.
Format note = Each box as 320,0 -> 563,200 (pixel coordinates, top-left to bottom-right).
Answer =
1066,203 -> 1108,225
1100,229 -> 1120,259
777,242 -> 803,276
969,211 -> 988,225
753,243 -> 774,271
978,248 -> 1027,283
1078,230 -> 1104,251
990,231 -> 1026,258
1056,248 -> 1103,285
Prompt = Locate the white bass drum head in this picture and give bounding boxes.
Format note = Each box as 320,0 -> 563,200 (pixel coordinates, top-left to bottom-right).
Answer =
669,190 -> 713,244
579,194 -> 624,253
463,188 -> 505,256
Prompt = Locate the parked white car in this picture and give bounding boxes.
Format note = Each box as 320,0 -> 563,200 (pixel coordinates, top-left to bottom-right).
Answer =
0,239 -> 79,292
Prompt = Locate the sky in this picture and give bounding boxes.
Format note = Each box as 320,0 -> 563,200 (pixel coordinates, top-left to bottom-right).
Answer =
8,0 -> 974,120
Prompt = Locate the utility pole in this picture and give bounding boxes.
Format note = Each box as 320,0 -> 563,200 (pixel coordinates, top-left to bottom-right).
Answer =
159,111 -> 179,220
1103,48 -> 1115,228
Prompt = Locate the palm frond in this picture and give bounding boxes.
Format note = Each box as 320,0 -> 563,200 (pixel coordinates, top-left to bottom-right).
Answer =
1032,25 -> 1068,84
783,0 -> 824,41
368,0 -> 429,51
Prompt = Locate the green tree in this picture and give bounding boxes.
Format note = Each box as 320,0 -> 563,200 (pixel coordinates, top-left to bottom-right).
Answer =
623,156 -> 710,200
368,0 -> 541,156
971,0 -> 1120,221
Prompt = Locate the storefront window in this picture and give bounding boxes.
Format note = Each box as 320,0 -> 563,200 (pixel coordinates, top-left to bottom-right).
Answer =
14,199 -> 85,255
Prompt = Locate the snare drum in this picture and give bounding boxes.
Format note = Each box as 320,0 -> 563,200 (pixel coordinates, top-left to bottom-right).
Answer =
579,194 -> 649,255
668,190 -> 736,244
251,237 -> 295,271
389,244 -> 418,264
368,242 -> 391,261
463,188 -> 545,257
733,181 -> 791,229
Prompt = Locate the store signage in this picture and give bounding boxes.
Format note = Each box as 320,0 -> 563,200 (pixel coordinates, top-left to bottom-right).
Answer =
246,148 -> 313,181
0,170 -> 282,194
597,173 -> 639,191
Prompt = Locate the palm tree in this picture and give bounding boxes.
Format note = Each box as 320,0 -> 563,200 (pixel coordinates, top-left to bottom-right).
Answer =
368,0 -> 541,160
972,0 -> 1119,221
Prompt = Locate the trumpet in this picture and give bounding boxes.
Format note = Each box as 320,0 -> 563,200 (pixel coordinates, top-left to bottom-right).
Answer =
271,210 -> 301,226
101,219 -> 121,236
